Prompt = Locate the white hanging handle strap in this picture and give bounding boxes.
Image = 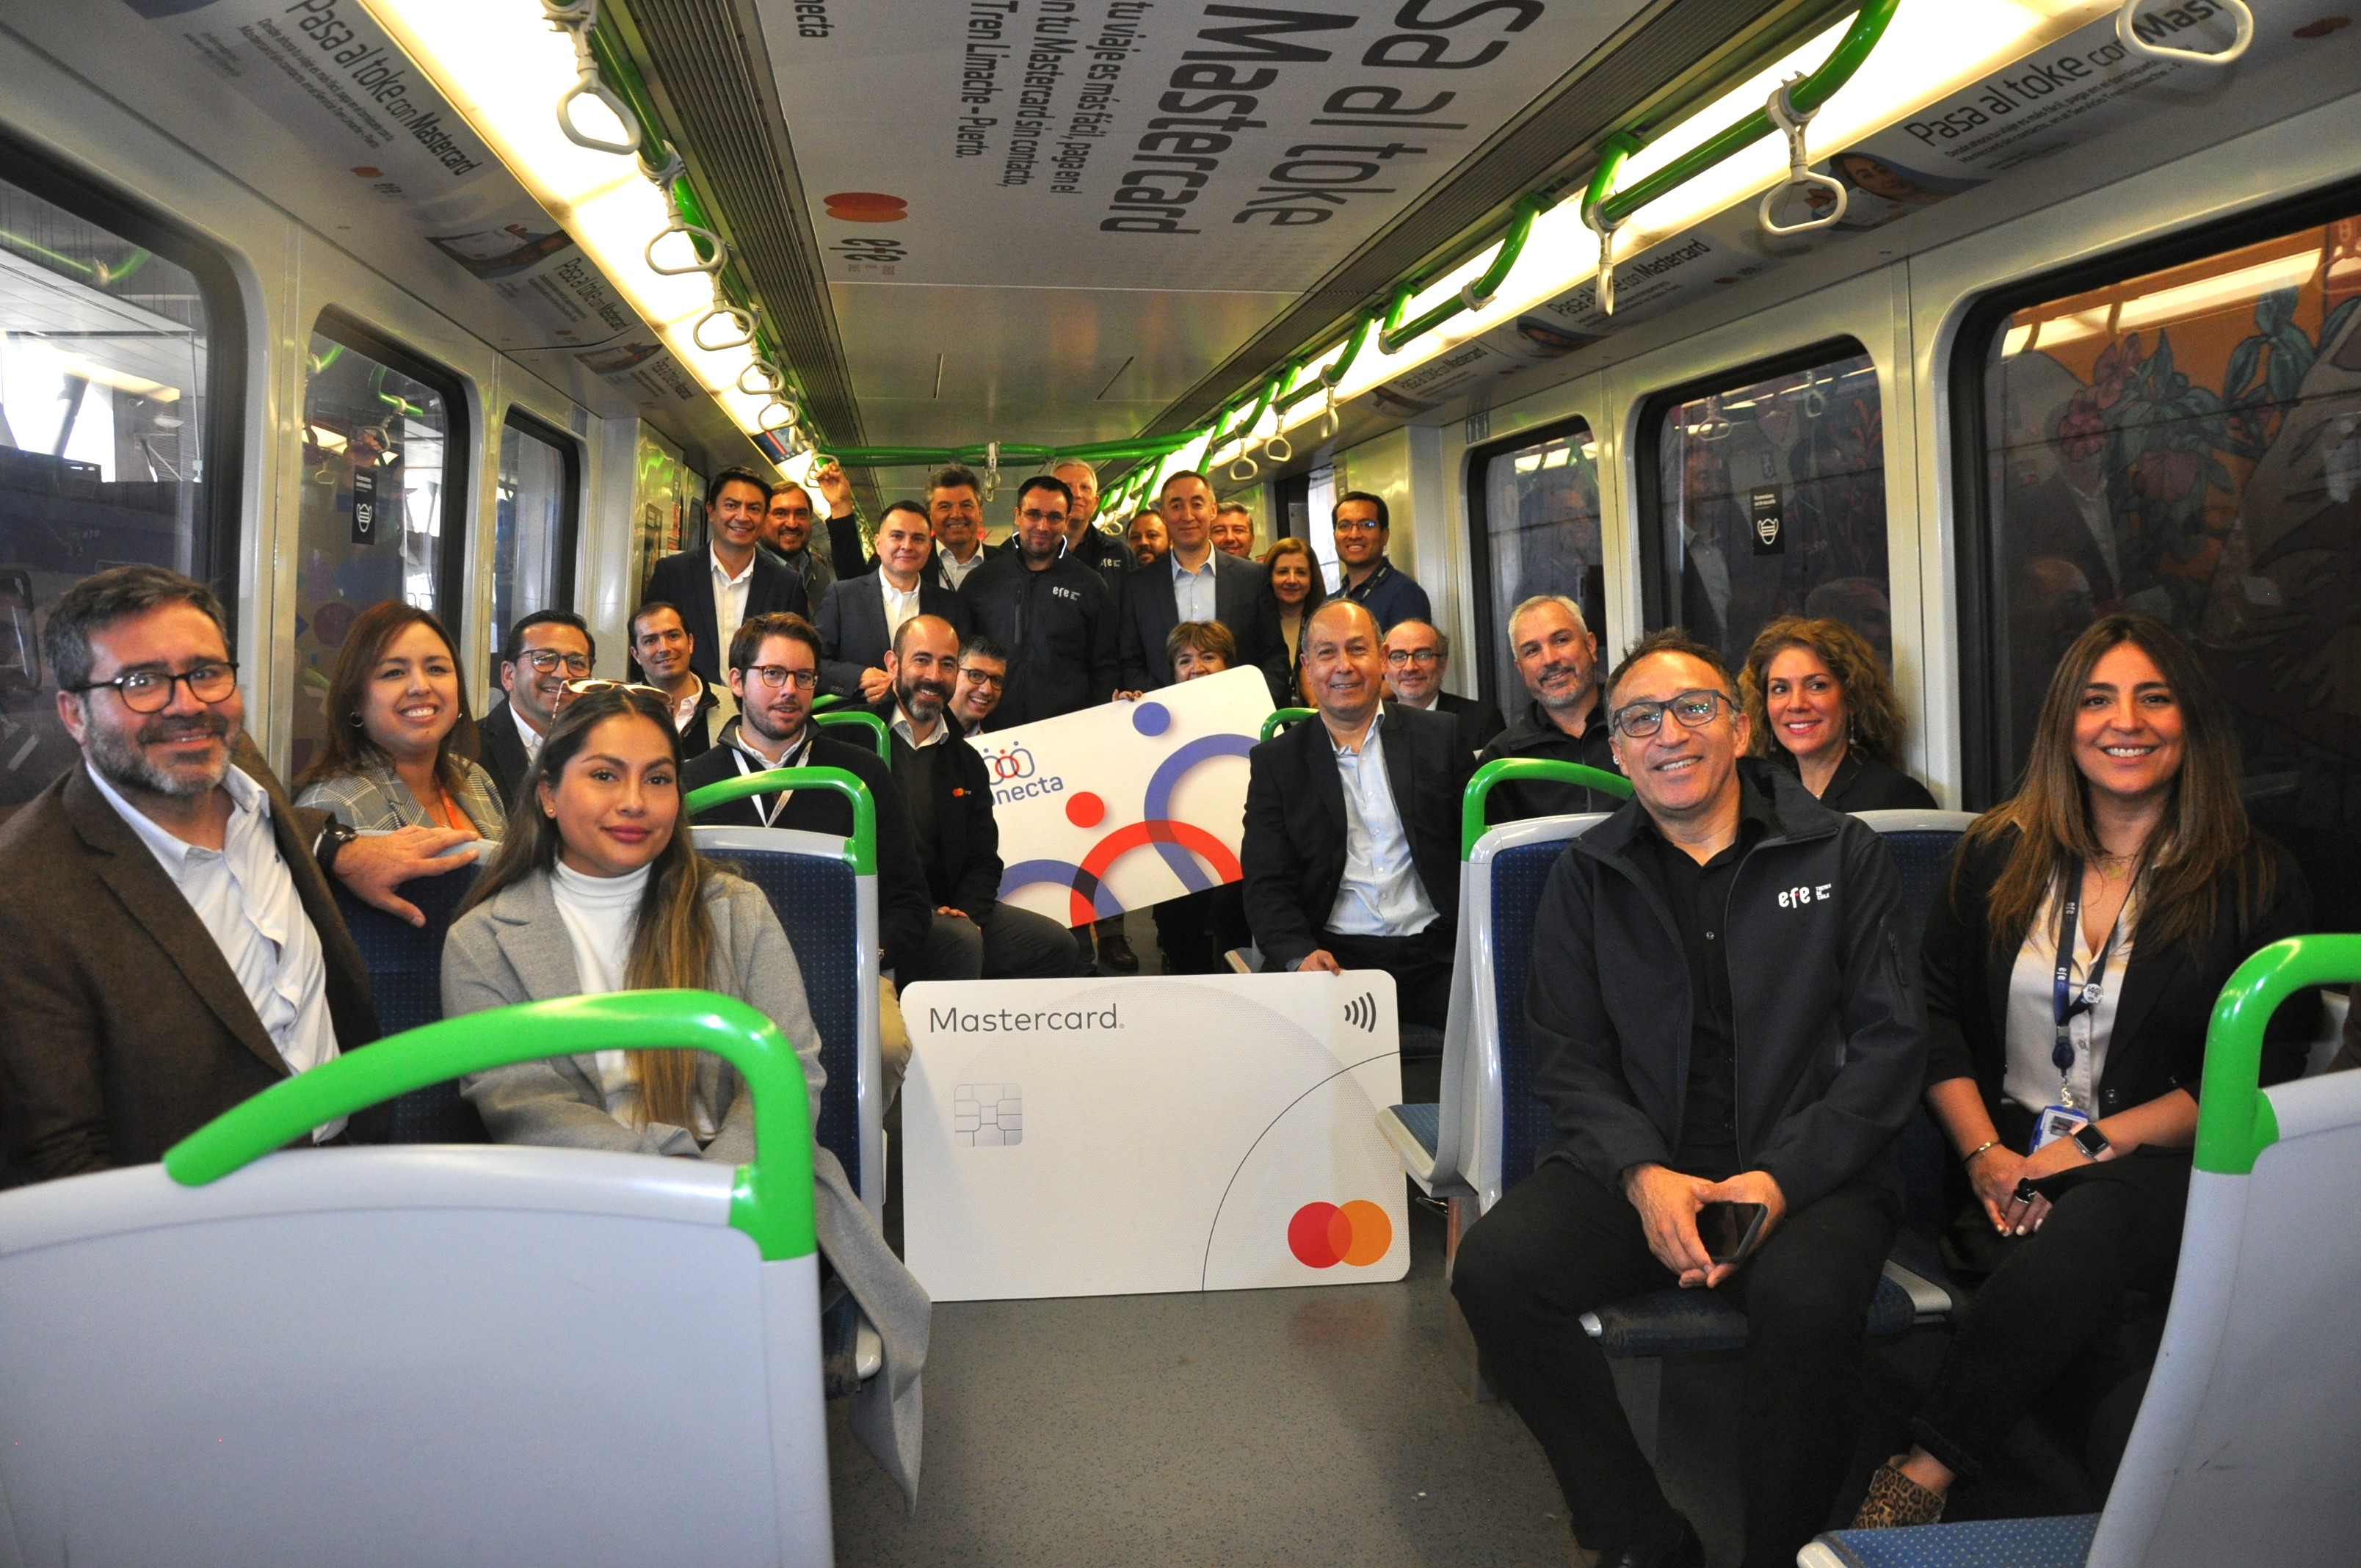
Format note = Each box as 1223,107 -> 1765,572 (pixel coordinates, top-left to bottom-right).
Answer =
644,151 -> 728,277
1320,383 -> 1341,441
544,1 -> 640,156
1585,203 -> 1620,317
1263,432 -> 1294,465
984,440 -> 1001,501
692,301 -> 756,352
2116,0 -> 2252,63
1758,77 -> 1846,238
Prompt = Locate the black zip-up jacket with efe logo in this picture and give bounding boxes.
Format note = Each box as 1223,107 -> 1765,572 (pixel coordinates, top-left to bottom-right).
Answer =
1526,758 -> 1926,1211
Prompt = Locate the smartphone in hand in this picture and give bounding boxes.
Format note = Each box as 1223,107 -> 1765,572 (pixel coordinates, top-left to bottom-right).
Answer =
1696,1200 -> 1770,1265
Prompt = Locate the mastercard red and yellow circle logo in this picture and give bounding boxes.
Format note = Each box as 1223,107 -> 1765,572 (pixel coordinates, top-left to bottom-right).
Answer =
1287,1200 -> 1393,1268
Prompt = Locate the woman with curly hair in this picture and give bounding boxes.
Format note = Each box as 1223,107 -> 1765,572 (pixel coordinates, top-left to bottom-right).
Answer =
1738,615 -> 1935,812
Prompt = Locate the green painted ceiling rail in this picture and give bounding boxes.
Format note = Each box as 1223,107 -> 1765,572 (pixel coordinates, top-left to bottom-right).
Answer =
1274,311 -> 1375,413
683,765 -> 877,874
1582,0 -> 1901,233
813,708 -> 890,763
823,429 -> 1206,469
1206,363 -> 1293,456
1377,197 -> 1544,357
1260,707 -> 1315,744
2195,933 -> 2361,1175
163,991 -> 817,1261
1462,758 -> 1633,858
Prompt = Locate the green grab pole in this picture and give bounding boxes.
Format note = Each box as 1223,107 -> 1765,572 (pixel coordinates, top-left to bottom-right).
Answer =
1276,311 -> 1377,413
813,708 -> 890,763
810,693 -> 843,713
1580,132 -> 1642,229
683,766 -> 877,875
1584,0 -> 1901,231
1377,199 -> 1543,356
2194,933 -> 2361,1175
162,991 -> 817,1262
1208,373 -> 1281,456
1462,758 -> 1633,859
1374,280 -> 1417,356
1260,707 -> 1315,744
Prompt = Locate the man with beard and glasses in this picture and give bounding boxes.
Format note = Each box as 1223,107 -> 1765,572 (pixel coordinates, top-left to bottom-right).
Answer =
883,614 -> 1084,981
1478,594 -> 1625,825
681,611 -> 929,983
958,474 -> 1120,727
761,479 -> 835,604
0,566 -> 430,1178
1382,618 -> 1504,755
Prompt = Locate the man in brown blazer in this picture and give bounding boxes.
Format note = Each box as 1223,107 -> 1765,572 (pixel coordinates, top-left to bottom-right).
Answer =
0,566 -> 436,1180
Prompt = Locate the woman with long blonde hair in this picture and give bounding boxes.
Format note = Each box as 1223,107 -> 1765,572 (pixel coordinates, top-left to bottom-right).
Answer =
1852,614 -> 2315,1530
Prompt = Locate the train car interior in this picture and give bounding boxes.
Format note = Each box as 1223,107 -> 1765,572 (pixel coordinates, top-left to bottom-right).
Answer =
1,0 -> 2358,1563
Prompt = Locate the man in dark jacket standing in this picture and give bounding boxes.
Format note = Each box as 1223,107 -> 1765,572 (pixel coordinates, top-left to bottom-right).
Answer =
642,468 -> 808,686
959,474 -> 1119,728
1450,629 -> 1923,1568
1240,600 -> 1473,1028
1479,593 -> 1623,824
883,614 -> 1083,981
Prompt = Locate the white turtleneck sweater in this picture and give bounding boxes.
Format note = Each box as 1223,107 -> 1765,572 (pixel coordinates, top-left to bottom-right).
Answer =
549,859 -> 714,1137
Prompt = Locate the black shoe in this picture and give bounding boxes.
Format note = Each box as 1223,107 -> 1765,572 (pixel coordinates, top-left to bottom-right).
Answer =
1101,933 -> 1139,973
1591,1517 -> 1703,1568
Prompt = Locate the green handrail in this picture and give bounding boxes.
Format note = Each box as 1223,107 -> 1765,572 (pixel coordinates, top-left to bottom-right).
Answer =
163,992 -> 817,1261
814,708 -> 890,763
1274,311 -> 1377,413
1260,707 -> 1315,744
1582,0 -> 1902,233
683,766 -> 877,875
1377,197 -> 1544,355
1207,366 -> 1291,457
810,692 -> 843,713
1462,758 -> 1633,858
824,429 -> 1205,469
2195,934 -> 2361,1175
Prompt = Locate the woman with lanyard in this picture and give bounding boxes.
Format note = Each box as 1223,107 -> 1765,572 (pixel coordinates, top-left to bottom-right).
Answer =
1852,614 -> 2316,1530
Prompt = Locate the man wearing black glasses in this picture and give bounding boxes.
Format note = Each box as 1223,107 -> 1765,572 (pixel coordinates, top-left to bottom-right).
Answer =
0,565 -> 463,1180
480,609 -> 595,807
1450,628 -> 1924,1568
681,611 -> 930,984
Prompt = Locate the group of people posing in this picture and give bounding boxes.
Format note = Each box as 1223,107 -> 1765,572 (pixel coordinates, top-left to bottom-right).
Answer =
0,455 -> 2343,1551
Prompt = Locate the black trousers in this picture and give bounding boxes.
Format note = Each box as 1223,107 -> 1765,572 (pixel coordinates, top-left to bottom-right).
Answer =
1912,1153 -> 2189,1480
1452,1160 -> 1899,1567
1316,924 -> 1454,1030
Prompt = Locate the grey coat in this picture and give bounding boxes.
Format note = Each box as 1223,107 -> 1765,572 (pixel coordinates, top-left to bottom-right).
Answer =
297,758 -> 508,838
440,868 -> 929,1503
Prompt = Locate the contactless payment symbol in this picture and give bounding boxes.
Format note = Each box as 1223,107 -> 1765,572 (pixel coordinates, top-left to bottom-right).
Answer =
1288,1201 -> 1393,1269
1342,991 -> 1378,1032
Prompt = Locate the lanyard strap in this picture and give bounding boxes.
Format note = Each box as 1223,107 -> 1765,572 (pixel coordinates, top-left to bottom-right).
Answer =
2051,857 -> 2125,1092
730,733 -> 808,828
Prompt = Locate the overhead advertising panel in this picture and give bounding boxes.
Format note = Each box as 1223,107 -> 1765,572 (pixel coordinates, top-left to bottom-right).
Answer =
755,0 -> 1636,291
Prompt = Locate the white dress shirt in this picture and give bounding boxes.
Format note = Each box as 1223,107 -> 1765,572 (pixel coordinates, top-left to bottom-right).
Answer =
711,546 -> 757,663
880,574 -> 924,646
2003,884 -> 2136,1116
88,762 -> 347,1138
937,546 -> 987,592
512,702 -> 545,762
891,705 -> 951,749
1170,550 -> 1218,625
1322,708 -> 1440,938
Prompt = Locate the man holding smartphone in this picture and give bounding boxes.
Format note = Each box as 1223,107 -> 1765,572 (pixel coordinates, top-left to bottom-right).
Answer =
1451,628 -> 1925,1568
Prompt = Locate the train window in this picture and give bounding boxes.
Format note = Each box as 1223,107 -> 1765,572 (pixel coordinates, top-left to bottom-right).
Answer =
1644,344 -> 1890,672
493,410 -> 579,650
0,157 -> 240,821
290,313 -> 466,778
1971,215 -> 2361,919
1468,418 -> 1604,714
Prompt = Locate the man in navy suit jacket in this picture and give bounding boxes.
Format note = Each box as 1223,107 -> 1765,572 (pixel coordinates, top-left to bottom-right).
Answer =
816,501 -> 971,700
1118,471 -> 1288,700
642,468 -> 808,686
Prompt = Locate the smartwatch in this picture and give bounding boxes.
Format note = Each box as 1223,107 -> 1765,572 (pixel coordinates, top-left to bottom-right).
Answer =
313,818 -> 358,878
2072,1122 -> 2114,1161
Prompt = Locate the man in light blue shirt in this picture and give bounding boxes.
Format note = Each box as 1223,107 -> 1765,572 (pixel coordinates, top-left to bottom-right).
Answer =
1240,601 -> 1474,1029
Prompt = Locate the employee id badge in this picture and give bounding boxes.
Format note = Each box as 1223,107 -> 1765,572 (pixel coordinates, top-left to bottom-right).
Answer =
2032,1104 -> 2090,1151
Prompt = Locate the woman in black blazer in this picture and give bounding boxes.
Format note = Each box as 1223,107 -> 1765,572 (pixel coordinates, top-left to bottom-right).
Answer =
1852,615 -> 2315,1530
1740,615 -> 1938,812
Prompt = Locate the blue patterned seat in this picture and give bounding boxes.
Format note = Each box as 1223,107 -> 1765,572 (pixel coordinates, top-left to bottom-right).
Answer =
333,864 -> 487,1144
1799,1513 -> 2099,1568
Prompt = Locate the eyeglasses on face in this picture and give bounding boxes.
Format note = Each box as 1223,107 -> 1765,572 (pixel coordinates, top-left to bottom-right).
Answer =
957,667 -> 1007,691
1611,689 -> 1730,738
76,661 -> 239,714
742,664 -> 820,691
1385,648 -> 1440,667
520,648 -> 593,675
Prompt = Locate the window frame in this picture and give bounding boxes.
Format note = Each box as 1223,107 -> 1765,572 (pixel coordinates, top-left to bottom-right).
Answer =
1945,175 -> 2361,807
496,403 -> 584,617
305,306 -> 473,656
1462,411 -> 1602,715
1631,335 -> 1876,636
0,127 -> 250,620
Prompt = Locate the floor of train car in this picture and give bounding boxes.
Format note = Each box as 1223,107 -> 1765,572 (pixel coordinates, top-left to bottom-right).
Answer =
830,914 -> 2100,1567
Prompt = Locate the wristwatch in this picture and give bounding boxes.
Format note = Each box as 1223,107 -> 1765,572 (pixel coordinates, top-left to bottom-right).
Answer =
2072,1122 -> 2114,1161
313,818 -> 358,877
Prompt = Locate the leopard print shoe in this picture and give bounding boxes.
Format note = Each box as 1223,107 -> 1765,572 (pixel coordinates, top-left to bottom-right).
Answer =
1850,1457 -> 1947,1529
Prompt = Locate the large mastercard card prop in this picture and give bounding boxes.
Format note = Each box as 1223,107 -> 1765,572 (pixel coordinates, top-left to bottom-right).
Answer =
901,973 -> 1408,1301
976,666 -> 1272,926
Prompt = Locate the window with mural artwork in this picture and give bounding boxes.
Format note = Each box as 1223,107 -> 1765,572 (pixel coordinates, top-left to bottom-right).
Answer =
1649,345 -> 1890,672
1977,215 -> 2361,921
1473,419 -> 1604,714
290,319 -> 464,779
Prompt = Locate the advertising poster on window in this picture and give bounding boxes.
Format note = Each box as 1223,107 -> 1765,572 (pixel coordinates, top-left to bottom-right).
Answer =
979,666 -> 1273,926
